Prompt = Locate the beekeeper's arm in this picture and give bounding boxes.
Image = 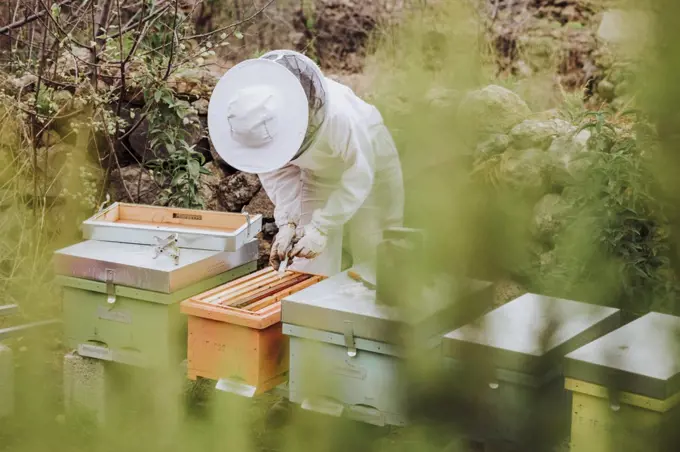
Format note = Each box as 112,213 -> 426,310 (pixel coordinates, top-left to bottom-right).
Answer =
258,165 -> 301,268
290,114 -> 375,259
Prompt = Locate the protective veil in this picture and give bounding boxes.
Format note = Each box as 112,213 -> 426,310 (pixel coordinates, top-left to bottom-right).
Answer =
256,50 -> 405,277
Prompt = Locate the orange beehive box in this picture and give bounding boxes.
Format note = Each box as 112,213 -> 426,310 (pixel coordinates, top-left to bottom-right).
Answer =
180,268 -> 324,396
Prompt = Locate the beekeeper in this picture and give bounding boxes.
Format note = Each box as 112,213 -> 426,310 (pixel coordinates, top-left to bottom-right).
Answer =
208,50 -> 404,276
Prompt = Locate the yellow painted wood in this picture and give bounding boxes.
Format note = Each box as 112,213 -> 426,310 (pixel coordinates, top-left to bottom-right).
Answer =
566,378 -> 680,452
565,378 -> 680,413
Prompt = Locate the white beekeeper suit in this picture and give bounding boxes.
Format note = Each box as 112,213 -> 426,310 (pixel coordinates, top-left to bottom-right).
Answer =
208,50 -> 404,277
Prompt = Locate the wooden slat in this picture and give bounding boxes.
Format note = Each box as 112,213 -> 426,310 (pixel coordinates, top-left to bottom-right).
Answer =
248,275 -> 324,312
193,268 -> 274,303
229,274 -> 313,309
206,271 -> 288,305
0,304 -> 18,318
220,273 -> 301,307
117,203 -> 246,230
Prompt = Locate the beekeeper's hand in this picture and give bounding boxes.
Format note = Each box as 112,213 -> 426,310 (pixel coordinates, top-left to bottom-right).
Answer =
289,225 -> 327,260
269,223 -> 297,270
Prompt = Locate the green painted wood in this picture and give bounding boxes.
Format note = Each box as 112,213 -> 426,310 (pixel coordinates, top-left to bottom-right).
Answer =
59,261 -> 257,369
56,261 -> 257,305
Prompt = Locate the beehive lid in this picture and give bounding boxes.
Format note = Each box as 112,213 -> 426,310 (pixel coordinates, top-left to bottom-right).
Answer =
82,202 -> 262,252
443,294 -> 620,376
181,268 -> 325,329
565,312 -> 680,400
282,268 -> 493,346
54,239 -> 258,294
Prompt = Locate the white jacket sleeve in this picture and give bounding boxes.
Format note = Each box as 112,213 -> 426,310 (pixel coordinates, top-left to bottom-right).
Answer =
258,164 -> 302,228
310,114 -> 375,235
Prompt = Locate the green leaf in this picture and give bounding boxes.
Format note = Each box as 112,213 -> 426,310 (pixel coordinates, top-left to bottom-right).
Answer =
188,159 -> 200,178
172,171 -> 187,186
235,30 -> 244,40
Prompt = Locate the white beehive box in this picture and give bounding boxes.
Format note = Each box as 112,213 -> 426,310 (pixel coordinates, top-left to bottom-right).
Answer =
282,269 -> 493,427
82,203 -> 262,252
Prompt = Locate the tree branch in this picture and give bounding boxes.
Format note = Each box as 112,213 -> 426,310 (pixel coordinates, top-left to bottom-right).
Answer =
0,0 -> 78,35
182,0 -> 275,41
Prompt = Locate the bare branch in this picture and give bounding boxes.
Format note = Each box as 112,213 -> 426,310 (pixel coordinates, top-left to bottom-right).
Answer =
163,0 -> 179,80
0,0 -> 79,35
182,0 -> 275,41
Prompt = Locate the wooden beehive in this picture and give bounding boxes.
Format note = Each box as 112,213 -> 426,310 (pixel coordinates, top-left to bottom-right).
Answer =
180,268 -> 325,396
565,312 -> 680,452
82,202 -> 262,252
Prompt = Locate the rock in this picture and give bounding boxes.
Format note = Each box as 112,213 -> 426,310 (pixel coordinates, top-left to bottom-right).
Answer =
53,90 -> 74,109
529,109 -> 561,122
257,237 -> 272,270
192,98 -> 209,116
9,74 -> 38,93
547,129 -> 591,186
532,194 -> 569,243
492,279 -> 527,307
262,222 -> 278,240
167,68 -> 219,99
30,143 -> 69,184
199,162 -> 227,210
539,249 -> 557,275
40,129 -> 62,147
218,172 -> 262,212
208,143 -> 239,175
510,119 -> 575,150
125,113 -> 151,160
109,165 -> 162,205
597,80 -> 616,101
498,147 -> 549,193
244,189 -> 275,222
516,60 -> 534,78
614,81 -> 630,98
192,115 -> 213,164
474,134 -> 511,160
457,85 -> 531,141
610,97 -> 629,111
424,86 -> 460,109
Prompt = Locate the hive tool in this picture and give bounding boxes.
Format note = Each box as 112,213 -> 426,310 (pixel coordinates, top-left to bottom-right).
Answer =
348,269 -> 376,290
153,233 -> 180,265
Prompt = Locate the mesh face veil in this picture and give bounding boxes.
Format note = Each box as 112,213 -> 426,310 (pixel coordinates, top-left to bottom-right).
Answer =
260,51 -> 328,157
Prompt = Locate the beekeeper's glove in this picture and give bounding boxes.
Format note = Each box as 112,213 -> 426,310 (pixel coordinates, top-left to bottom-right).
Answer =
289,224 -> 327,260
269,223 -> 297,270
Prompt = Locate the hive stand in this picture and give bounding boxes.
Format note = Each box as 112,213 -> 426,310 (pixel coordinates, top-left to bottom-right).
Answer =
63,350 -> 187,431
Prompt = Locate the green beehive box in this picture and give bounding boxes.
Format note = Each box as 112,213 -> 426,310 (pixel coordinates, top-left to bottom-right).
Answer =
565,312 -> 680,452
442,294 -> 620,450
55,239 -> 258,369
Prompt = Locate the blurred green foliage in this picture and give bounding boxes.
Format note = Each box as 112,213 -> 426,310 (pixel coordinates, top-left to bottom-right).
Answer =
2,1 -> 680,452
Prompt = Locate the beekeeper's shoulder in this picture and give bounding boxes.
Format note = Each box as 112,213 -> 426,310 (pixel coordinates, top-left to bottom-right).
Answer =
324,77 -> 380,123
